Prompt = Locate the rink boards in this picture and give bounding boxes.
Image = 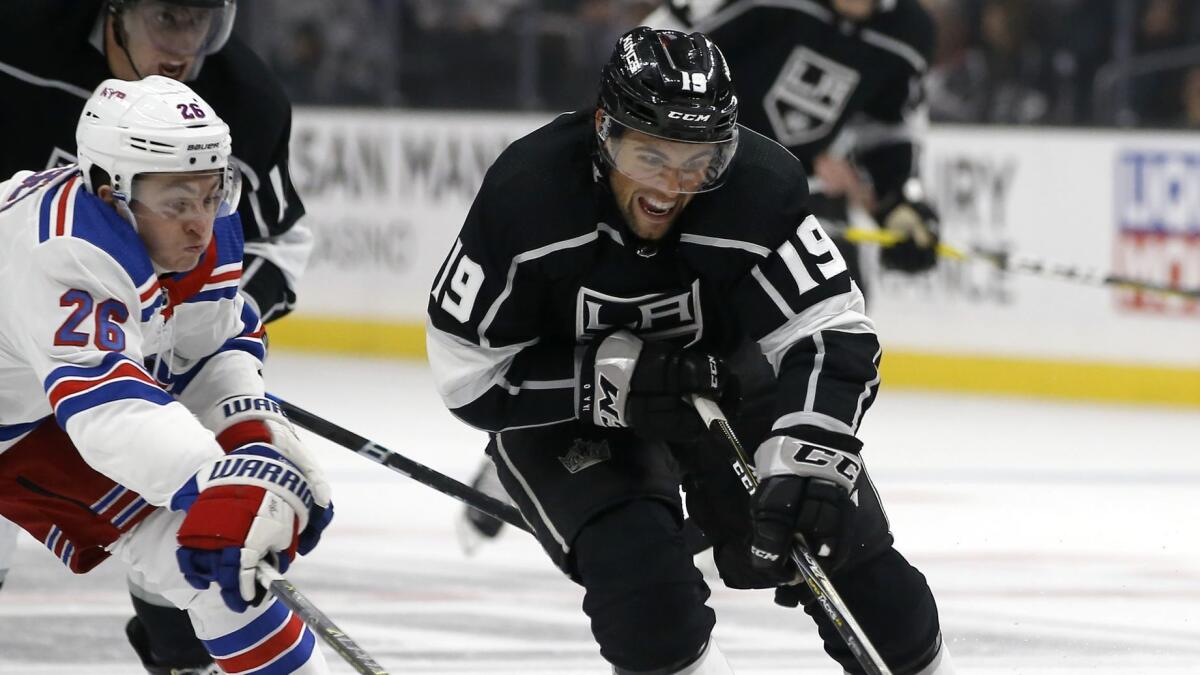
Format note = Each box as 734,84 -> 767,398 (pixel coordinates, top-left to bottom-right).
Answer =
268,109 -> 1200,406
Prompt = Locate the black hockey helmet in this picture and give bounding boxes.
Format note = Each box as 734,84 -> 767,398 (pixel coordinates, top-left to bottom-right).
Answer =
107,0 -> 237,63
598,27 -> 738,144
596,27 -> 739,193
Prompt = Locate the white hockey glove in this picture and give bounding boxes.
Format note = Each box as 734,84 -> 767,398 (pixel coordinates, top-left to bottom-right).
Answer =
172,396 -> 334,612
172,445 -> 317,612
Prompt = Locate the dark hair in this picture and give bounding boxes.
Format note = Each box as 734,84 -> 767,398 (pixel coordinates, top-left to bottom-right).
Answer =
89,166 -> 113,192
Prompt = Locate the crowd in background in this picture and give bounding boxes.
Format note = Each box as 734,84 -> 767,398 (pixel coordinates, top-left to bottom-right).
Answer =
236,0 -> 1200,128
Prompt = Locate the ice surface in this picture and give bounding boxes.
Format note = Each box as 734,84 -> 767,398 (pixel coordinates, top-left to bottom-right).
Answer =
0,353 -> 1197,673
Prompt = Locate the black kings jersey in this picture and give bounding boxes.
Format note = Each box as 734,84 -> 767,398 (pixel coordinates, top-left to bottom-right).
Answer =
0,0 -> 306,320
652,0 -> 935,210
427,111 -> 880,449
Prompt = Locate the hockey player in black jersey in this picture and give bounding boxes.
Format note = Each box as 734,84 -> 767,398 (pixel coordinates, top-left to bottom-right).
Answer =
429,27 -> 953,674
460,0 -> 943,549
0,2 -> 308,673
646,0 -> 943,292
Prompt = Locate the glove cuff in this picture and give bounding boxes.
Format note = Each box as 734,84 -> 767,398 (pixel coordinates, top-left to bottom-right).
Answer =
577,330 -> 643,428
754,435 -> 863,493
203,395 -> 294,449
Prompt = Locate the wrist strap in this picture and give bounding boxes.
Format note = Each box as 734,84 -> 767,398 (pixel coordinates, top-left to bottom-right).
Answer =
754,436 -> 862,493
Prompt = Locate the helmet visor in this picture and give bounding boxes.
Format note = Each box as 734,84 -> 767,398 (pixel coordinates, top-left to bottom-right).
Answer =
128,165 -> 241,224
598,114 -> 738,194
122,0 -> 236,59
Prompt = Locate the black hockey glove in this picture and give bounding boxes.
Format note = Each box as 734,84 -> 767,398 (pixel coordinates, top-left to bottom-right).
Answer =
878,199 -> 940,273
749,430 -> 863,582
577,330 -> 731,442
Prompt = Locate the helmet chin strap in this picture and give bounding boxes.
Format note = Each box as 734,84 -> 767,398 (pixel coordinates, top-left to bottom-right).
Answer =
110,12 -> 146,79
112,191 -> 140,233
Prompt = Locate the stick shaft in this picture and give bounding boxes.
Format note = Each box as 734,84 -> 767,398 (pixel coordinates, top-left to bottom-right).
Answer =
841,225 -> 1200,299
274,397 -> 532,533
274,397 -> 719,555
257,564 -> 389,674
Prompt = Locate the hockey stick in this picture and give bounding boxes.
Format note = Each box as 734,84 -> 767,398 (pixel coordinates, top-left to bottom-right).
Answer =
273,396 -> 715,555
841,226 -> 1200,300
690,395 -> 892,675
256,563 -> 389,674
272,396 -> 533,534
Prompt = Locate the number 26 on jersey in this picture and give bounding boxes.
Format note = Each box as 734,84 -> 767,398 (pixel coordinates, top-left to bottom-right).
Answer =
55,289 -> 128,351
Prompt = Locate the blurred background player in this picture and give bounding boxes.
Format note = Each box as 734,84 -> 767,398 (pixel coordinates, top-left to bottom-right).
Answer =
428,27 -> 951,674
643,0 -> 943,292
458,0 -> 945,553
0,76 -> 332,673
0,1 -> 310,672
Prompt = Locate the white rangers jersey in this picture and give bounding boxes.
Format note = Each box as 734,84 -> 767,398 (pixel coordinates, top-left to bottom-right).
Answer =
0,166 -> 268,506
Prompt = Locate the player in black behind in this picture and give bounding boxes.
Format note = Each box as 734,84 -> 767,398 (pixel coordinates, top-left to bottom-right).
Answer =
429,27 -> 953,674
646,0 -> 943,291
0,2 -> 308,673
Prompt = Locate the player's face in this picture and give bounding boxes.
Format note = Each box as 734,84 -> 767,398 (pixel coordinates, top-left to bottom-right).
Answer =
604,129 -> 720,241
609,167 -> 698,242
105,4 -> 215,80
831,0 -> 876,21
129,173 -> 222,272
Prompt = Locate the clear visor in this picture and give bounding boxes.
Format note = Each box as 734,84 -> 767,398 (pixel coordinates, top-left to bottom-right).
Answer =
128,165 -> 241,224
122,1 -> 236,58
598,115 -> 738,194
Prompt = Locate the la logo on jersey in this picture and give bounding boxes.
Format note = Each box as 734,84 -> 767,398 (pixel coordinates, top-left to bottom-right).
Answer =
764,47 -> 860,147
575,281 -> 703,346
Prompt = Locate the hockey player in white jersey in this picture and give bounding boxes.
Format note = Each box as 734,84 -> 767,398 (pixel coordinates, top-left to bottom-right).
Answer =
0,76 -> 333,674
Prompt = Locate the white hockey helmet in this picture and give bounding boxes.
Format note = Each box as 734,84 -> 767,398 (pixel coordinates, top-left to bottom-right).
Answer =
76,75 -> 238,216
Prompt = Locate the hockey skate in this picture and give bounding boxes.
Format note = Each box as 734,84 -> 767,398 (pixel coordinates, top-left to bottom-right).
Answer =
456,458 -> 509,555
126,616 -> 219,675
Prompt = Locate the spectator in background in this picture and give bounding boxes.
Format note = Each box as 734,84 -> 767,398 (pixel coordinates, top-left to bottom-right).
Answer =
1129,0 -> 1197,125
1178,65 -> 1200,128
256,0 -> 396,105
925,0 -> 976,121
536,0 -> 658,111
401,0 -> 525,108
1040,0 -> 1113,125
929,0 -> 1056,124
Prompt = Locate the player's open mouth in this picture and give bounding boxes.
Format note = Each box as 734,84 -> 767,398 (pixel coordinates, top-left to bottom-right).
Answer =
637,195 -> 678,219
159,63 -> 187,78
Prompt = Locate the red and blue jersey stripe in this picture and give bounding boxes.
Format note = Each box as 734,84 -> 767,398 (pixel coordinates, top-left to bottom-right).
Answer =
38,176 -> 158,300
43,525 -> 77,569
203,598 -> 316,674
44,353 -> 173,427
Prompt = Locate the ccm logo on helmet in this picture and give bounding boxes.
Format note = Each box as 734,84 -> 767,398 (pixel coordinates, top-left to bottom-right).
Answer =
100,87 -> 126,100
667,111 -> 711,122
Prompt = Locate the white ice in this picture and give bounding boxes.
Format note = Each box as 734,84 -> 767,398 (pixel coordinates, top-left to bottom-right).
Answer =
0,352 -> 1197,674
